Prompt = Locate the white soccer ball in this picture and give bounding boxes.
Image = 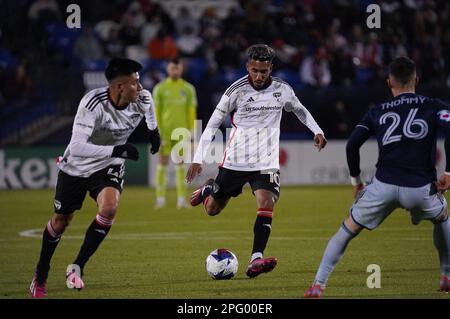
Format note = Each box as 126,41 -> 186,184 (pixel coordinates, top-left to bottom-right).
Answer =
206,248 -> 238,280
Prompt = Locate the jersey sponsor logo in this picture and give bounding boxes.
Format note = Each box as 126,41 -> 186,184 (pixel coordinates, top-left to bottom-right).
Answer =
438,110 -> 450,122
245,105 -> 282,112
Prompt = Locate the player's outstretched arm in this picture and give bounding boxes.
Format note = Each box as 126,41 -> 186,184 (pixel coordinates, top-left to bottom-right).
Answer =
186,163 -> 202,183
346,125 -> 371,197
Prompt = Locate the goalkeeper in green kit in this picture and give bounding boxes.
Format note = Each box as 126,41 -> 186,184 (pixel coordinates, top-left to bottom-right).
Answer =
152,58 -> 197,209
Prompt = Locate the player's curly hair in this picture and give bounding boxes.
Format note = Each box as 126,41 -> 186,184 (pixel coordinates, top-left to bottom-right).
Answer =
246,44 -> 276,63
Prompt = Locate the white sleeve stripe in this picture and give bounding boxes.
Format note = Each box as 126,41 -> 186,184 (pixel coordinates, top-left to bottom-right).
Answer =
356,125 -> 370,131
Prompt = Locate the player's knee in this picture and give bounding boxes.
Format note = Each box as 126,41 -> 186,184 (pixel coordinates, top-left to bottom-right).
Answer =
206,205 -> 221,216
98,203 -> 118,219
257,198 -> 275,210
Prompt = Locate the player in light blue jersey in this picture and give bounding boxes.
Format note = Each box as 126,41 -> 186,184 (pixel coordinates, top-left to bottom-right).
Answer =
304,57 -> 450,298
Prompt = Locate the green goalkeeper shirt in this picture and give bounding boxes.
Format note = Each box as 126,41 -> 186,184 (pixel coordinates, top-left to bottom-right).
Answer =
152,77 -> 197,139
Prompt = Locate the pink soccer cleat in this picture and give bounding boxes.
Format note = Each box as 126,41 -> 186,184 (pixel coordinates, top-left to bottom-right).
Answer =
440,275 -> 450,292
245,257 -> 278,278
303,284 -> 324,298
66,264 -> 85,290
29,274 -> 47,298
190,179 -> 215,207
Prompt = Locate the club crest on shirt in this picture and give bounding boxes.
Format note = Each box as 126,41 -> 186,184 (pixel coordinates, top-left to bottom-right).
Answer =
273,92 -> 282,98
438,110 -> 450,122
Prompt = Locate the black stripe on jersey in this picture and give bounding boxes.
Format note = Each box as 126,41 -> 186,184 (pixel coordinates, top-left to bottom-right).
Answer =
225,81 -> 249,97
85,91 -> 108,110
224,78 -> 247,96
88,96 -> 108,111
225,77 -> 248,96
138,96 -> 150,103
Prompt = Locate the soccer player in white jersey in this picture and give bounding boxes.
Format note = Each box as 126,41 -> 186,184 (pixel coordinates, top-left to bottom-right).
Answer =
29,58 -> 161,298
186,44 -> 327,278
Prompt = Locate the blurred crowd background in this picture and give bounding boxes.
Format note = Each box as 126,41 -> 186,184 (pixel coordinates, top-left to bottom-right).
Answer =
1,0 -> 449,146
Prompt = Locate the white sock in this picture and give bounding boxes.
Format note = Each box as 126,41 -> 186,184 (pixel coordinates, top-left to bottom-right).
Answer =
250,252 -> 263,262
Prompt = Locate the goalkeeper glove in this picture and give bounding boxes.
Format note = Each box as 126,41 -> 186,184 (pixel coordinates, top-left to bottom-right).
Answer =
112,143 -> 139,160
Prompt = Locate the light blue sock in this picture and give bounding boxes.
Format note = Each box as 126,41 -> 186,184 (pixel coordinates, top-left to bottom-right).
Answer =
313,222 -> 358,287
433,217 -> 450,277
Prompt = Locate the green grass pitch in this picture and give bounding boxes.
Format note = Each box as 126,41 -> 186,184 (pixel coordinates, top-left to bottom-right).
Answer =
0,186 -> 449,299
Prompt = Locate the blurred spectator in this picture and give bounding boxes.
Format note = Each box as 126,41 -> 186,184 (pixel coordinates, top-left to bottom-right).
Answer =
200,6 -> 223,42
119,1 -> 149,47
141,15 -> 162,47
272,39 -> 299,69
3,62 -> 34,105
28,0 -> 60,21
176,26 -> 203,58
147,28 -> 178,60
300,48 -> 331,88
175,6 -> 200,36
2,0 -> 450,144
386,34 -> 408,60
104,27 -> 124,58
330,100 -> 352,139
73,25 -> 104,65
122,1 -> 146,29
215,32 -> 247,69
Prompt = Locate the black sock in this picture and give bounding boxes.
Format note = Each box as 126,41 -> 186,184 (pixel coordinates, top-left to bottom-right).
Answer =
252,209 -> 273,254
36,221 -> 61,284
73,218 -> 111,271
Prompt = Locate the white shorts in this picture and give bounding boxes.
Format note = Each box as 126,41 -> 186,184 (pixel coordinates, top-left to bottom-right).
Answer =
350,177 -> 448,230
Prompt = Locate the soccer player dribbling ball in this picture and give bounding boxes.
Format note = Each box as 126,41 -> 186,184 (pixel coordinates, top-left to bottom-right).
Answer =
186,44 -> 327,279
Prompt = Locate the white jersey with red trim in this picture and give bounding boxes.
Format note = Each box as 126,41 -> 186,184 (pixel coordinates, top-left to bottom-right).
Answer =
193,76 -> 324,171
58,86 -> 157,177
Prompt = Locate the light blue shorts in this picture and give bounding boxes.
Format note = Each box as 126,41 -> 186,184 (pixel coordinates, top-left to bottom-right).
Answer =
350,177 -> 448,230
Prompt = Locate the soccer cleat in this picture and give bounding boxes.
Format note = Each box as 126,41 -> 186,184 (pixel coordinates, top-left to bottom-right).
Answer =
190,179 -> 215,207
245,257 -> 277,278
439,275 -> 450,292
154,197 -> 166,209
66,264 -> 85,290
303,284 -> 325,298
177,198 -> 189,209
29,274 -> 47,298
